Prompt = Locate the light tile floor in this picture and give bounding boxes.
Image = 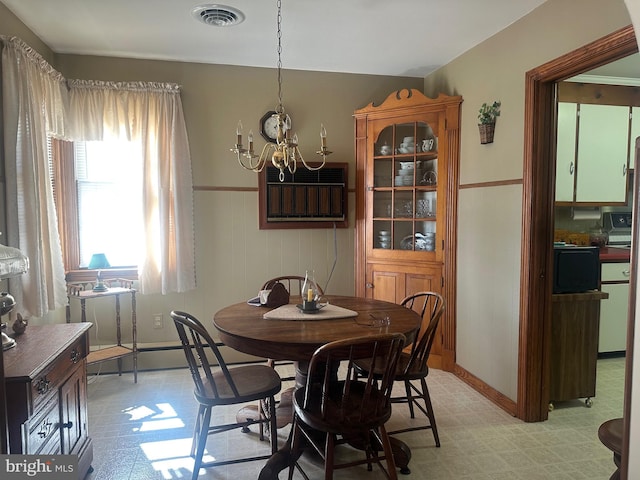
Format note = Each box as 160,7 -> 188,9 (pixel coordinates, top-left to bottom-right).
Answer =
86,358 -> 624,479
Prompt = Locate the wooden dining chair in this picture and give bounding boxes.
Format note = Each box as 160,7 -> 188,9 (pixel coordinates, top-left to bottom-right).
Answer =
261,275 -> 325,298
356,291 -> 445,448
288,333 -> 405,480
261,275 -> 326,381
170,310 -> 282,480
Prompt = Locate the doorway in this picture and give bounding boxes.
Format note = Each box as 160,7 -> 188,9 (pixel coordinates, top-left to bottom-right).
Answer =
519,24 -> 638,423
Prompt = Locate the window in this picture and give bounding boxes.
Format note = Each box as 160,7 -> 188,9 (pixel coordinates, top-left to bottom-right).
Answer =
23,76 -> 193,296
51,137 -> 143,280
74,140 -> 144,267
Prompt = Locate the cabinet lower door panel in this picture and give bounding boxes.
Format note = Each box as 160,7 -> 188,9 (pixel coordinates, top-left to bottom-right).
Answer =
367,262 -> 443,363
599,282 -> 629,352
369,270 -> 404,303
60,366 -> 88,456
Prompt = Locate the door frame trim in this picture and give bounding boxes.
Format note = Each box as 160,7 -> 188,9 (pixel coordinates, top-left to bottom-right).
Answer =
519,23 -> 637,432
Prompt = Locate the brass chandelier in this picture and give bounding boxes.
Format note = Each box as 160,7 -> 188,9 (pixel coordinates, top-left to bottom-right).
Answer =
231,0 -> 331,182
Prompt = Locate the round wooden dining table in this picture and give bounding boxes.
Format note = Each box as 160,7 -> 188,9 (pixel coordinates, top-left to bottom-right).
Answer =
213,295 -> 422,479
214,294 -> 420,355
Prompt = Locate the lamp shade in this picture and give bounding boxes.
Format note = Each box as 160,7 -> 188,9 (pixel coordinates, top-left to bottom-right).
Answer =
88,253 -> 110,269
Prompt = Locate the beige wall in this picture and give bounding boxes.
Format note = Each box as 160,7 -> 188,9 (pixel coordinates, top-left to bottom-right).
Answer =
1,0 -> 635,397
424,0 -> 632,400
0,2 -> 54,63
1,2 -> 422,368
55,56 -> 421,368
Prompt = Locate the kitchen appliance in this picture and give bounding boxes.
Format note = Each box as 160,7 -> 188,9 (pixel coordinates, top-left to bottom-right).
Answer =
603,211 -> 632,245
552,245 -> 600,294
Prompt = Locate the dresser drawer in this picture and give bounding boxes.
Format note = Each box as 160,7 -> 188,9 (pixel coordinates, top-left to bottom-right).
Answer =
23,397 -> 60,454
31,336 -> 87,411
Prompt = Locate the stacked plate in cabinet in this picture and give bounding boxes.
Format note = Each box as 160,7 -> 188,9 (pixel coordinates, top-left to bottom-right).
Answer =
395,161 -> 433,187
378,230 -> 391,249
395,163 -> 415,186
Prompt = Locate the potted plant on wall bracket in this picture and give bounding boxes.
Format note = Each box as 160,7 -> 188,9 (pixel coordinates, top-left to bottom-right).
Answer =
478,101 -> 501,144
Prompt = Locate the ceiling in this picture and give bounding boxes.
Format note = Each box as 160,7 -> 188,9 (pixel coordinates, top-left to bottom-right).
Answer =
580,53 -> 640,80
1,0 -> 548,78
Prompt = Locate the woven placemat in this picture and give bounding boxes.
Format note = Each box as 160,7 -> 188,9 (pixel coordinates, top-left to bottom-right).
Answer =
263,303 -> 358,321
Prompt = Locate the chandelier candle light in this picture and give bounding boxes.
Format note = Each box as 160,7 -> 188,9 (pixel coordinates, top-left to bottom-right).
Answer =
231,0 -> 331,182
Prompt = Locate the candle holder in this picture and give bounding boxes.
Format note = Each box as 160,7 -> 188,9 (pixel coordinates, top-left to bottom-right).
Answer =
302,270 -> 321,303
302,299 -> 317,311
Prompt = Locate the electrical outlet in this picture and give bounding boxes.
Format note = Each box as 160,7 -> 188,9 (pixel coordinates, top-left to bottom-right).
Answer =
153,313 -> 163,329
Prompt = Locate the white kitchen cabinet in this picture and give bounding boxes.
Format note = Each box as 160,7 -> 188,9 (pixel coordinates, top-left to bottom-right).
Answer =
555,103 -> 630,204
599,262 -> 630,353
575,104 -> 629,203
629,106 -> 640,170
555,102 -> 578,202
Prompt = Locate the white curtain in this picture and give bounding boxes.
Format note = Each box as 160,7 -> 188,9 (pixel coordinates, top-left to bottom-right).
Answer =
67,80 -> 196,295
0,36 -> 69,317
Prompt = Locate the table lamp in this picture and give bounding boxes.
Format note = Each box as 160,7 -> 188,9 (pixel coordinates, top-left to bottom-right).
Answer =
88,253 -> 110,292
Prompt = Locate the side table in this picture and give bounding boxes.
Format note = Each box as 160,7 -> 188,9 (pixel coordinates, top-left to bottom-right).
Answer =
66,279 -> 137,383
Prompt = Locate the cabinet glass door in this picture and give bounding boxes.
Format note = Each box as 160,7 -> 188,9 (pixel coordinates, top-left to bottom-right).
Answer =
372,121 -> 438,252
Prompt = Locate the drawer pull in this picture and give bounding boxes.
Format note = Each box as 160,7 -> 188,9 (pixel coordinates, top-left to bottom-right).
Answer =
37,420 -> 53,438
61,421 -> 74,429
623,270 -> 630,277
35,377 -> 51,395
70,348 -> 81,364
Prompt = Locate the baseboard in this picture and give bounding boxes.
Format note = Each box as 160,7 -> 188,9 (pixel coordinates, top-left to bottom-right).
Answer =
453,363 -> 518,417
598,351 -> 626,359
86,341 -> 268,376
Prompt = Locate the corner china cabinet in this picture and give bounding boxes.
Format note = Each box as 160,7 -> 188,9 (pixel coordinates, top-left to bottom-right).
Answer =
354,89 -> 462,370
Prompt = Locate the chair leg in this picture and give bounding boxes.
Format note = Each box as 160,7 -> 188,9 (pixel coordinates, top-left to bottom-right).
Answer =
404,380 -> 416,418
259,399 -> 265,441
268,395 -> 279,454
191,405 -> 212,480
288,417 -> 303,480
378,425 -> 398,480
420,377 -> 440,447
191,405 -> 205,458
324,432 -> 335,480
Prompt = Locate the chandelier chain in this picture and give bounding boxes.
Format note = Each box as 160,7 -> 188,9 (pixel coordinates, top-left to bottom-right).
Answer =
231,0 -> 331,180
276,0 -> 283,113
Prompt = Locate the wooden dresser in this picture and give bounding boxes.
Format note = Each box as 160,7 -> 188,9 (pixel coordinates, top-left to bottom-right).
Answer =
4,323 -> 93,479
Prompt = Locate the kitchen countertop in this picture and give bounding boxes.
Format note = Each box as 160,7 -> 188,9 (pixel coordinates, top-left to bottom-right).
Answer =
600,245 -> 631,262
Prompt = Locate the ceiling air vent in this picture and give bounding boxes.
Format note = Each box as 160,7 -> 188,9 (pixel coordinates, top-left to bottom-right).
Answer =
192,4 -> 245,27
